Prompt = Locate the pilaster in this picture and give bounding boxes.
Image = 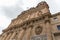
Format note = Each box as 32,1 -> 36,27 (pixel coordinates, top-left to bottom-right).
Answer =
17,28 -> 25,40
45,16 -> 52,40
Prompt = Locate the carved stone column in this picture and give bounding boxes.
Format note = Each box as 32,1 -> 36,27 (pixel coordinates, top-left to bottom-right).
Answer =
17,28 -> 25,40
45,17 -> 52,40
22,25 -> 33,40
25,27 -> 32,40
9,32 -> 16,40
5,33 -> 12,40
0,34 -> 3,40
2,33 -> 8,40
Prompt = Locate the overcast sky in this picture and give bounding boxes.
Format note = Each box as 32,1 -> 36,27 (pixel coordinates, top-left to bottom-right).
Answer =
0,0 -> 60,34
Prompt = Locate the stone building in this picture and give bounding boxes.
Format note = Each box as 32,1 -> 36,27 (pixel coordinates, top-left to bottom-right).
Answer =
0,1 -> 60,40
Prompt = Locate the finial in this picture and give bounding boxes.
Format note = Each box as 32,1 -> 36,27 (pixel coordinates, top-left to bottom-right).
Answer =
36,1 -> 49,9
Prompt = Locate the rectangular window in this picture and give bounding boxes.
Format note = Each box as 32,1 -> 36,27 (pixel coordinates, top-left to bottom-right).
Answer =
31,35 -> 47,40
57,25 -> 60,30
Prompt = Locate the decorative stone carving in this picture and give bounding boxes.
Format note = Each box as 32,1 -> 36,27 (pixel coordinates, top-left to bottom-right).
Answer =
35,26 -> 42,35
0,1 -> 58,40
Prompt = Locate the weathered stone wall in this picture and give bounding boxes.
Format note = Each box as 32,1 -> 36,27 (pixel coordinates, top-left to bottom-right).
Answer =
0,1 -> 60,40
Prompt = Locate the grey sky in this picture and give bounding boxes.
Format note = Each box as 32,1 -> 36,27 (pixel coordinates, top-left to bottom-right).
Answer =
0,0 -> 60,34
3,6 -> 23,19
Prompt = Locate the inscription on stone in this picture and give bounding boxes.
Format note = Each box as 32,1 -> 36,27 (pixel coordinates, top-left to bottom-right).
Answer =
31,35 -> 47,40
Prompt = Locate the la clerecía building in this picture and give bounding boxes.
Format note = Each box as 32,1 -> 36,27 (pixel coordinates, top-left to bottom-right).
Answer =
0,1 -> 60,40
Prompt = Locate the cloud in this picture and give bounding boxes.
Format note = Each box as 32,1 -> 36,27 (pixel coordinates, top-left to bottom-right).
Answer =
0,15 -> 11,34
0,0 -> 19,6
0,0 -> 24,19
22,0 -> 38,10
3,6 -> 23,19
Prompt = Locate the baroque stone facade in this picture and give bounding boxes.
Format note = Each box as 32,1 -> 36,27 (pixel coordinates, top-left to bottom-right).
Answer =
0,1 -> 60,40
